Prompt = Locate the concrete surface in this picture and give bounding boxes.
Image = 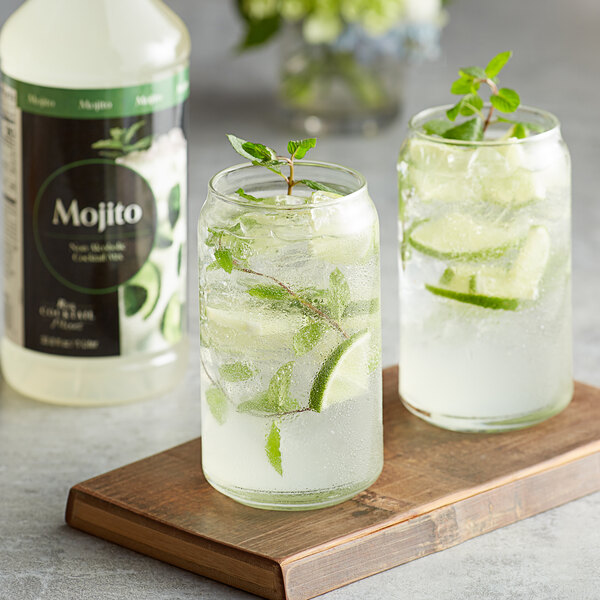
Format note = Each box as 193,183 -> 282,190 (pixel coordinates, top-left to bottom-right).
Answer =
0,0 -> 598,598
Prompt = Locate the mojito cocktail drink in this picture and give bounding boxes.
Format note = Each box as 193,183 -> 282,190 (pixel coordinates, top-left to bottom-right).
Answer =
398,106 -> 572,431
199,159 -> 382,509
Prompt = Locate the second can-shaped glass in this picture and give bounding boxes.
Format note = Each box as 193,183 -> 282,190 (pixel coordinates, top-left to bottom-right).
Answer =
199,161 -> 383,510
398,106 -> 572,432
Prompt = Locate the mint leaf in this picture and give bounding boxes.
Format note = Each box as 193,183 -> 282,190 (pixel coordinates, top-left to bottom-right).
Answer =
459,66 -> 487,79
460,93 -> 483,116
490,88 -> 520,113
511,123 -> 529,139
91,139 -> 123,150
227,133 -> 276,162
450,77 -> 475,95
206,386 -> 228,425
242,141 -> 277,163
267,361 -> 294,411
214,249 -> 234,274
238,393 -> 270,414
329,268 -> 350,321
485,51 -> 512,78
168,184 -> 181,228
441,117 -> 483,141
123,120 -> 146,144
238,15 -> 281,51
287,138 -> 316,159
247,285 -> 288,300
343,298 -> 380,317
219,362 -> 255,382
265,422 -> 282,475
237,391 -> 299,415
422,119 -> 454,136
446,100 -> 462,121
110,127 -> 123,141
293,321 -> 326,356
236,187 -> 259,202
299,179 -> 339,194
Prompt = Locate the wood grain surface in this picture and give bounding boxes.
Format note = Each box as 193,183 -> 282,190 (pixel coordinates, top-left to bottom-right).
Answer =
66,367 -> 600,600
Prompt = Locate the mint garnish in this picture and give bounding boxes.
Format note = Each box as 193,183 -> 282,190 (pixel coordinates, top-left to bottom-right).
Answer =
219,362 -> 256,382
328,268 -> 351,322
226,134 -> 338,196
237,362 -> 300,416
293,321 -> 326,356
206,386 -> 229,425
425,51 -> 540,141
265,422 -> 283,476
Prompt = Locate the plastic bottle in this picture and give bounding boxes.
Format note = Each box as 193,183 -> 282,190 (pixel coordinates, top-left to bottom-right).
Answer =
0,0 -> 191,405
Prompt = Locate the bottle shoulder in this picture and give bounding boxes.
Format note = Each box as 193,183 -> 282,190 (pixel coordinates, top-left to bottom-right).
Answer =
0,0 -> 191,88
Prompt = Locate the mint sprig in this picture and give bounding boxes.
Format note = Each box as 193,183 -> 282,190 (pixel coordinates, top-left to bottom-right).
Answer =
425,51 -> 538,141
226,134 -> 338,197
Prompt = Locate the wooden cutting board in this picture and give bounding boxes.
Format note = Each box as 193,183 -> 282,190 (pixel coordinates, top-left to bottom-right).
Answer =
66,367 -> 600,600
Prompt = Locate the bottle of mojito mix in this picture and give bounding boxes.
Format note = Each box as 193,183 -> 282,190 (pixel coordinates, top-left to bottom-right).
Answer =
0,0 -> 190,405
398,52 -> 572,432
199,136 -> 383,510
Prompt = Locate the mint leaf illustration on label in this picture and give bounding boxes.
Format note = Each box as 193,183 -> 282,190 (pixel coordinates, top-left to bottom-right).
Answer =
92,119 -> 152,158
265,421 -> 283,475
206,386 -> 228,425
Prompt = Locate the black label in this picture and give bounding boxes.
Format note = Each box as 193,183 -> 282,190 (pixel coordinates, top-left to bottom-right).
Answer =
2,75 -> 188,358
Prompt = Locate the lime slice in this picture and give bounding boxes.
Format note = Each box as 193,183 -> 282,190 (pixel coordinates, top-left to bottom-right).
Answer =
425,284 -> 520,311
161,294 -> 183,343
409,213 -> 522,260
309,330 -> 370,412
203,304 -> 305,353
425,226 -> 550,310
123,262 -> 160,319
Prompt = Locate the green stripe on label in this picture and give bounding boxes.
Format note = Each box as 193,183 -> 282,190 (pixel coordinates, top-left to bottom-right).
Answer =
2,68 -> 189,119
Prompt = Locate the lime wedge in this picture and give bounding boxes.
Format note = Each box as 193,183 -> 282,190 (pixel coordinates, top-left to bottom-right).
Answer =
425,226 -> 550,310
409,213 -> 522,260
309,330 -> 370,412
123,262 -> 161,319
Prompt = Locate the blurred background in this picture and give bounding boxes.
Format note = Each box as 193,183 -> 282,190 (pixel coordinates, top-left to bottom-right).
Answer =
0,0 -> 599,599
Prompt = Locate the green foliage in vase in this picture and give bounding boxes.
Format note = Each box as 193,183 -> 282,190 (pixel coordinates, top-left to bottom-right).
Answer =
235,0 -> 445,48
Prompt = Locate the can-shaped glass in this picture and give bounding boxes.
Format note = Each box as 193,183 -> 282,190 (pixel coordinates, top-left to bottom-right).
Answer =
397,106 -> 572,432
199,161 -> 383,509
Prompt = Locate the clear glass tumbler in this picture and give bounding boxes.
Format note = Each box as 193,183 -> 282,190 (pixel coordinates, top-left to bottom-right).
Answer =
198,161 -> 383,509
397,106 -> 572,432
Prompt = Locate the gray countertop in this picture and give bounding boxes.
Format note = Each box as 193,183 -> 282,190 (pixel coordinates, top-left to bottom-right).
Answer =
1,0 -> 599,598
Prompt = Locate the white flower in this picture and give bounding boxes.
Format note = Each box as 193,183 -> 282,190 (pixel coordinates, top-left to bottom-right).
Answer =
404,0 -> 442,23
302,12 -> 343,44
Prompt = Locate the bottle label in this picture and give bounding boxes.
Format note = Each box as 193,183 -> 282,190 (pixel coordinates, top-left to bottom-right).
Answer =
1,68 -> 189,357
